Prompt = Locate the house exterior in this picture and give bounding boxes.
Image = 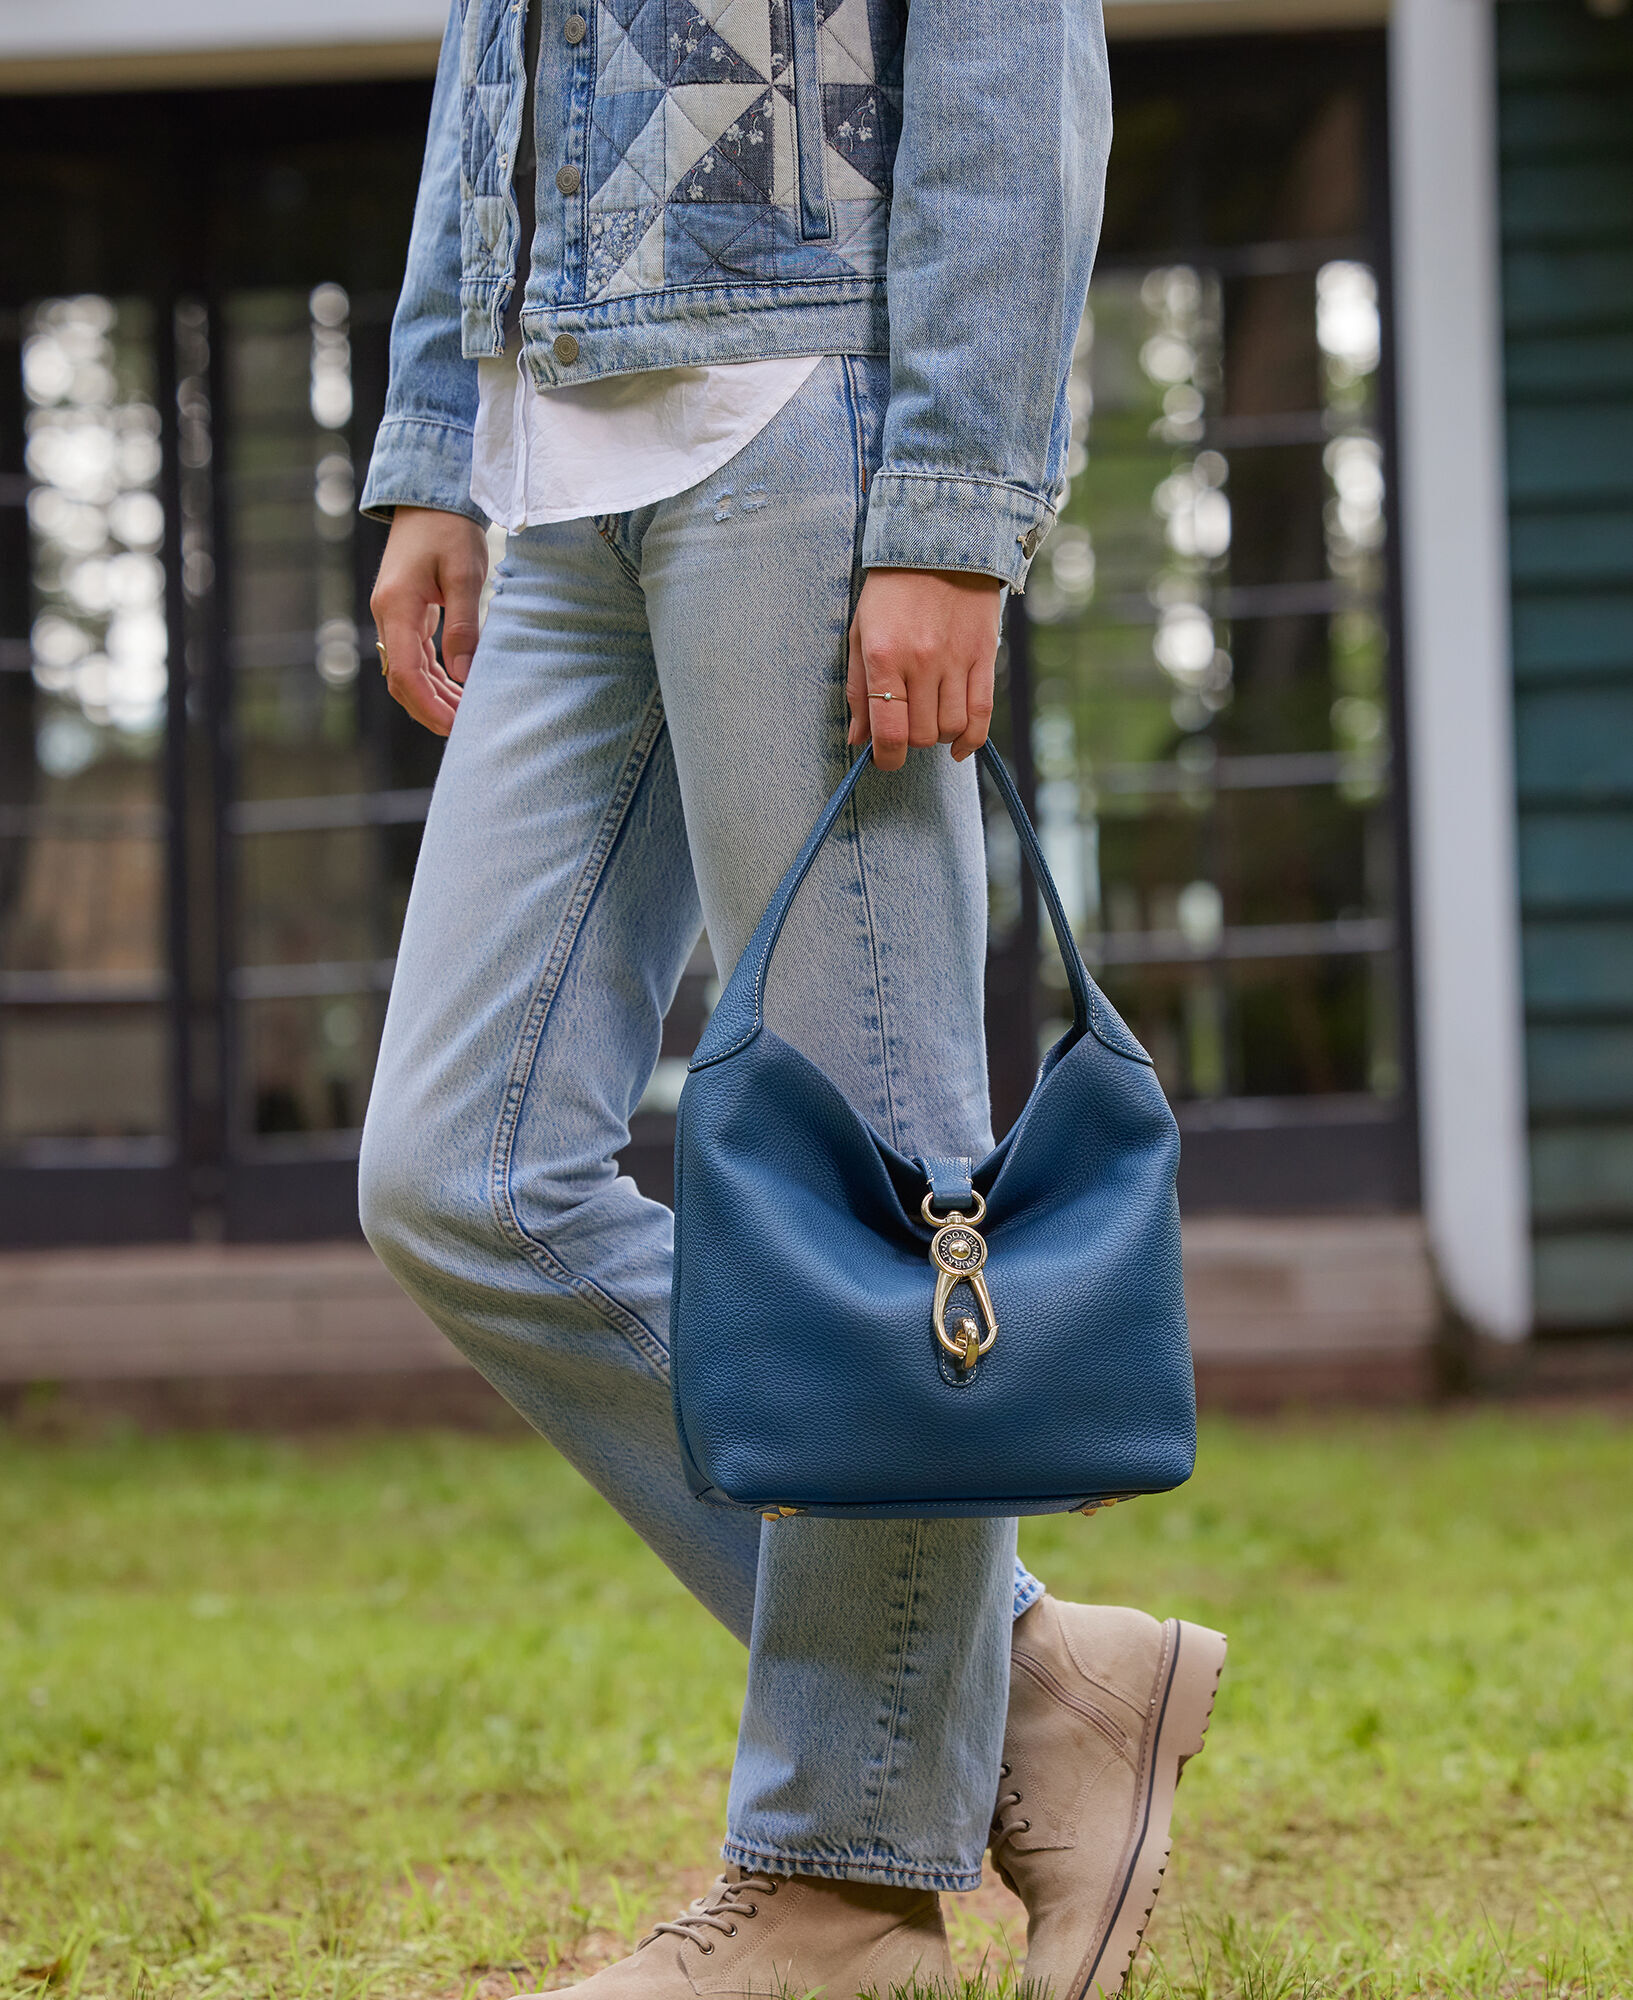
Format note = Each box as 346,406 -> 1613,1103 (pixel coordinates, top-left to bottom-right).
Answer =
0,0 -> 1627,1387
1494,3 -> 1633,1331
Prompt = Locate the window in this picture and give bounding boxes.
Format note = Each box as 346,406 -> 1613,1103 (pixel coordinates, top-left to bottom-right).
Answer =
1000,33 -> 1415,1209
0,82 -> 433,1242
0,47 -> 1412,1244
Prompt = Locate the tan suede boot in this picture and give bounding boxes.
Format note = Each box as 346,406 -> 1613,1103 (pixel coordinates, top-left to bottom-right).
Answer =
533,1868 -> 953,2000
990,1598 -> 1227,2000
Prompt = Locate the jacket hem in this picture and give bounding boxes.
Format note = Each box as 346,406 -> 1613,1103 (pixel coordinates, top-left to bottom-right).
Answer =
459,282 -> 890,383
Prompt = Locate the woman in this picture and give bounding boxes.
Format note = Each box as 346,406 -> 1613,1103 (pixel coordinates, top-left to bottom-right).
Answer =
358,3 -> 1225,1996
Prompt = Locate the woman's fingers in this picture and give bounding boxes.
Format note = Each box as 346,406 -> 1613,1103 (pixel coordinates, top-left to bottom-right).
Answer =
399,660 -> 464,737
845,618 -> 870,748
376,596 -> 462,738
437,543 -> 489,687
867,667 -> 911,769
849,591 -> 912,767
903,658 -> 943,751
852,620 -> 936,770
369,506 -> 492,739
949,652 -> 996,762
847,566 -> 1003,771
936,661 -> 970,747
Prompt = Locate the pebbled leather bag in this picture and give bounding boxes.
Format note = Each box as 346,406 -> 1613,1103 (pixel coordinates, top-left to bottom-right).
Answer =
670,743 -> 1195,1520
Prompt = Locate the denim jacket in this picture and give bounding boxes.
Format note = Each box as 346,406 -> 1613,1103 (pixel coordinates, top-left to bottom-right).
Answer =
361,0 -> 1111,588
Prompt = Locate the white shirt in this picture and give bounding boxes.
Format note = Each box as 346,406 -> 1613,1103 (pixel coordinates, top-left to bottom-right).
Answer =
469,352 -> 822,531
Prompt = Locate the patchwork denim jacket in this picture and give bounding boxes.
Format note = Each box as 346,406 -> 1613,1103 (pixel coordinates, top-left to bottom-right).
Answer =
361,0 -> 1112,589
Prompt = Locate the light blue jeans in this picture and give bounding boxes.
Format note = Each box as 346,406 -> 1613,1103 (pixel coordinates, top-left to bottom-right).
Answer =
359,356 -> 1044,1892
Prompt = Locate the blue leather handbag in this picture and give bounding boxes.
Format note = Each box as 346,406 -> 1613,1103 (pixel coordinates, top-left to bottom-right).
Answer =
670,743 -> 1195,1520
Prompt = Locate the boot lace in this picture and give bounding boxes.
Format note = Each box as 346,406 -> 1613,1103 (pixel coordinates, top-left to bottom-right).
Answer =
643,1872 -> 781,1955
989,1760 -> 1031,1853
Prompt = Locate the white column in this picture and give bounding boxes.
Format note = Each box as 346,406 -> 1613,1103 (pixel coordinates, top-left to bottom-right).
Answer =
1390,0 -> 1532,1339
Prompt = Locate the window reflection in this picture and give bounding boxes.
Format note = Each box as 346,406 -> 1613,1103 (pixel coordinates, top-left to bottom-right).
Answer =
1023,229 -> 1397,1102
240,994 -> 376,1145
0,296 -> 169,1151
24,297 -> 167,761
228,286 -> 364,800
224,284 -> 397,1145
0,1011 -> 168,1150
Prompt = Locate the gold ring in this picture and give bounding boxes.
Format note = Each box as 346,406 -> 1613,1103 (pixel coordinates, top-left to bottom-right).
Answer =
376,639 -> 390,678
866,690 -> 895,701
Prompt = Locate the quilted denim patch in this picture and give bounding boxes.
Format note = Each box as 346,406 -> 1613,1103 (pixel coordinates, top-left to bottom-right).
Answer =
582,0 -> 899,297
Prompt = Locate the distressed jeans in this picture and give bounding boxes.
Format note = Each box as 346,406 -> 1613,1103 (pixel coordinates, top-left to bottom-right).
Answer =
359,356 -> 1045,1891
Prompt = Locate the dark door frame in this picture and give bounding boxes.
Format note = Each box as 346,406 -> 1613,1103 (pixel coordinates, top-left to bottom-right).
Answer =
0,80 -> 426,1246
0,41 -> 1418,1245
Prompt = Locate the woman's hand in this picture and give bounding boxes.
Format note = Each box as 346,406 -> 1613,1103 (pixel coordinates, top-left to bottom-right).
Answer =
846,568 -> 1002,771
370,506 -> 491,737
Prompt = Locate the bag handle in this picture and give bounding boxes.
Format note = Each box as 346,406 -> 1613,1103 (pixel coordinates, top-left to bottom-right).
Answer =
690,743 -> 1098,1071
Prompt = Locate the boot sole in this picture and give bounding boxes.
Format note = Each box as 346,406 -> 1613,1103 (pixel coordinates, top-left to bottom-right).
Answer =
1073,1618 -> 1227,2000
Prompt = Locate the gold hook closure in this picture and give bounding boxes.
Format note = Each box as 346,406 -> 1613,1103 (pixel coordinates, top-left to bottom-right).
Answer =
922,1192 -> 997,1367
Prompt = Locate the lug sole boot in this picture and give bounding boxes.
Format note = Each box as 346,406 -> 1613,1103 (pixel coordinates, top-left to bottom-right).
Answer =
532,1867 -> 953,2000
990,1598 -> 1227,2000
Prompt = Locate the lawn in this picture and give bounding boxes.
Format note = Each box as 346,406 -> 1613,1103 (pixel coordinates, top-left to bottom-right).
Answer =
1,1411 -> 1630,2000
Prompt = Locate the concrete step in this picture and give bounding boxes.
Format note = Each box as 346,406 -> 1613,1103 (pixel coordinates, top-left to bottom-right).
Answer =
0,1215 -> 1443,1421
1183,1213 -> 1441,1406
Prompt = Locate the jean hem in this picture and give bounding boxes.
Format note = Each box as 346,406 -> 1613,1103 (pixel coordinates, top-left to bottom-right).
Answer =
720,1838 -> 983,1895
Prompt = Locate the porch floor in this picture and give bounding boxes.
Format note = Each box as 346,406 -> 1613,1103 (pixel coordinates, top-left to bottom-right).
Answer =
0,1215 -> 1449,1423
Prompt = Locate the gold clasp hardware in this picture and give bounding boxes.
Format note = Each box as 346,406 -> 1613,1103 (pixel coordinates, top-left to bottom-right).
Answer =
922,1189 -> 997,1370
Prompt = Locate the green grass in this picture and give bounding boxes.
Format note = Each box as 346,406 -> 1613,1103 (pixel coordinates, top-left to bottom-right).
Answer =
1,1411 -> 1630,2000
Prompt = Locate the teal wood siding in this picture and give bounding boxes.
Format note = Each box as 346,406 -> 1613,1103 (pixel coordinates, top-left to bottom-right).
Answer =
1498,2 -> 1633,1325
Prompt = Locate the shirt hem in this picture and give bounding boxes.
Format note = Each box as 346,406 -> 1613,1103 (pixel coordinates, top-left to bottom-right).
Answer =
471,355 -> 825,530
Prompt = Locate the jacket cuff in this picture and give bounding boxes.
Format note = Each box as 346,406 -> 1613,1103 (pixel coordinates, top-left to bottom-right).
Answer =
359,416 -> 489,530
860,472 -> 1054,591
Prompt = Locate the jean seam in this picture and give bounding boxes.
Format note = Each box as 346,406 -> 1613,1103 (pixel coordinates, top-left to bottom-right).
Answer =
859,1520 -> 924,1859
691,364 -> 874,1077
839,356 -> 902,1151
843,355 -> 869,567
594,513 -> 642,587
846,800 -> 901,1150
486,689 -> 672,1376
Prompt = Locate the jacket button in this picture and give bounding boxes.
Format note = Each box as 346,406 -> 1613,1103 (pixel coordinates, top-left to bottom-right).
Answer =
564,11 -> 587,40
556,163 -> 581,195
1019,523 -> 1045,560
553,333 -> 580,365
